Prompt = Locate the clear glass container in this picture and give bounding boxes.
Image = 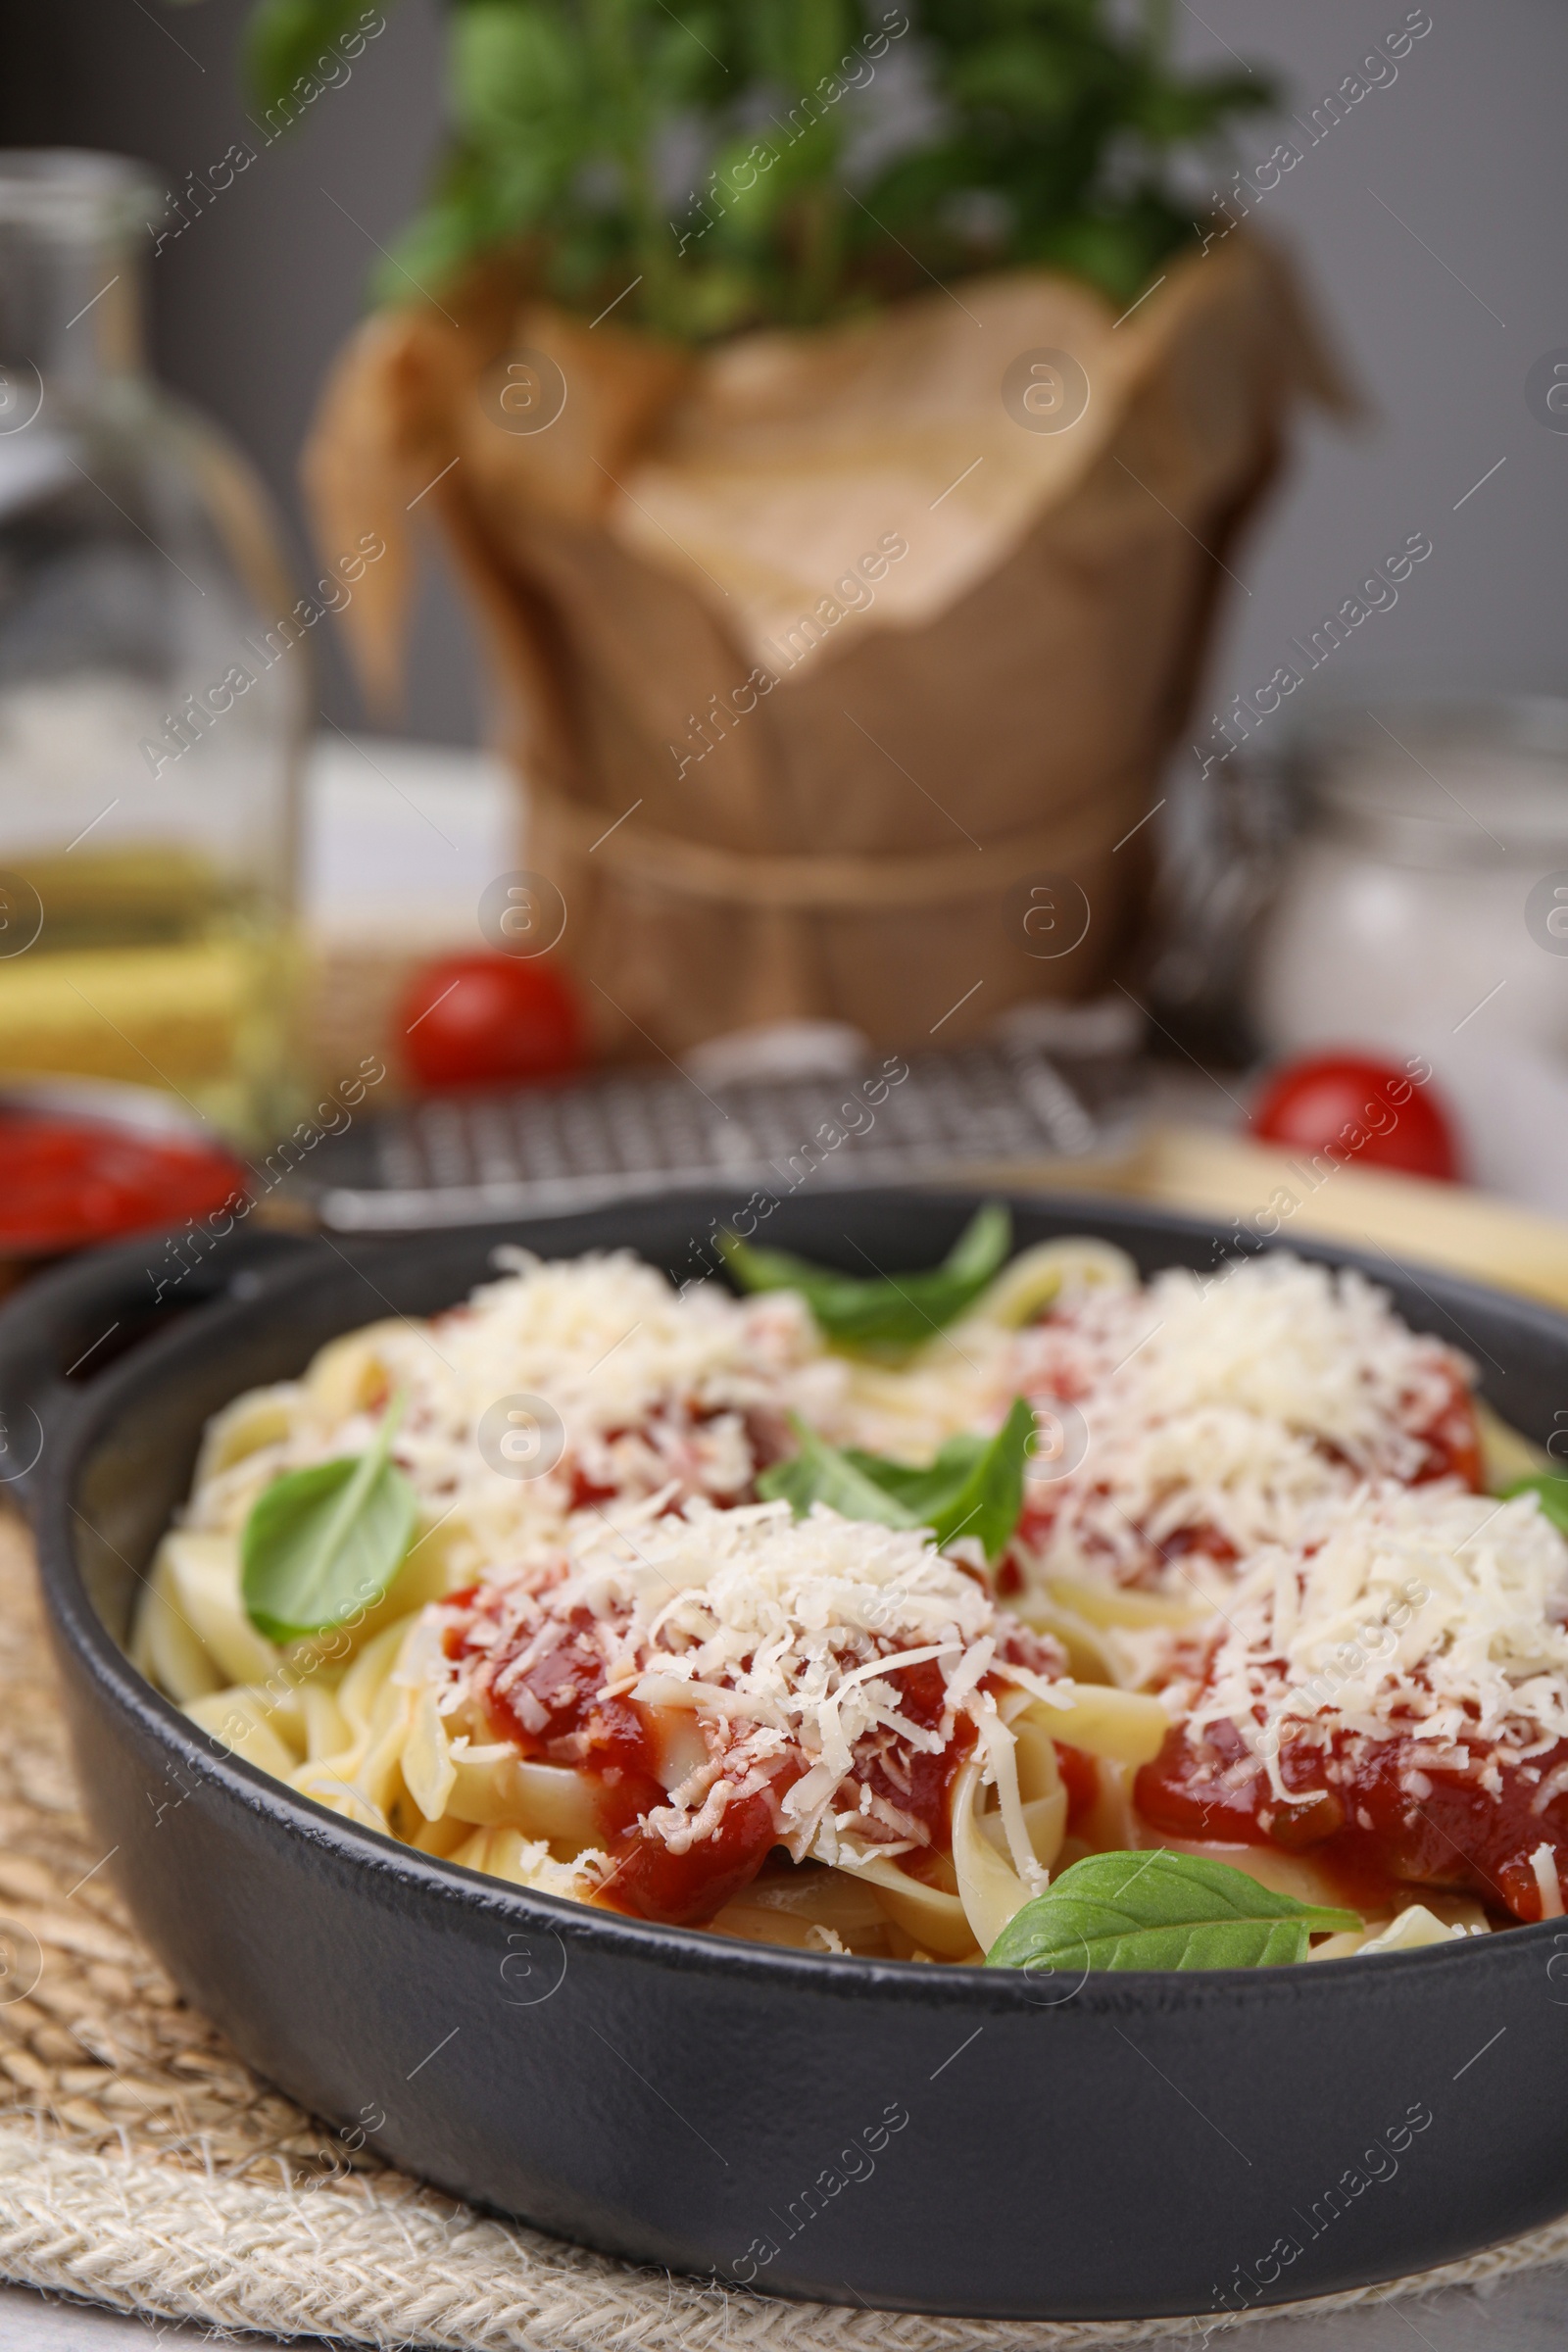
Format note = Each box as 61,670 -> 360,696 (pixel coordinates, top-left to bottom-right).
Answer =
0,150 -> 306,1143
1251,699 -> 1568,1208
1253,700 -> 1568,1059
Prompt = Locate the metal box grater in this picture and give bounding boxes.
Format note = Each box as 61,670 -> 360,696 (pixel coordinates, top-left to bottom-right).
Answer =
299,1039 -> 1146,1232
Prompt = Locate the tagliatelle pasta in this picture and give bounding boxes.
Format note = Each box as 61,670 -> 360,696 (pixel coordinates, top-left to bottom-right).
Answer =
131,1233 -> 1568,1959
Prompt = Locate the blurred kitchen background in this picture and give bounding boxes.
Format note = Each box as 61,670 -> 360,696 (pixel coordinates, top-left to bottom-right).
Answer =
8,1 -> 1564,741
3,0 -> 1567,1256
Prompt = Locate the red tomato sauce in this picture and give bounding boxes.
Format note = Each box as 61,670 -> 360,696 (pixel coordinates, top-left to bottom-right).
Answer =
1054,1739 -> 1100,1830
0,1112 -> 246,1254
1135,1712 -> 1568,1923
1409,1372 -> 1483,1488
561,1403 -> 778,1516
447,1598 -> 1057,1929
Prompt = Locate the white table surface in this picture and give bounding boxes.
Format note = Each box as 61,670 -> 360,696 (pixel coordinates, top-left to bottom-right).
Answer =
300,732 -> 514,955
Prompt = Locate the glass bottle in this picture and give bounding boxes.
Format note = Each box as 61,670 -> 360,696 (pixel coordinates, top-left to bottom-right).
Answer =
1250,698 -> 1568,1210
0,149 -> 305,1144
1253,699 -> 1568,1063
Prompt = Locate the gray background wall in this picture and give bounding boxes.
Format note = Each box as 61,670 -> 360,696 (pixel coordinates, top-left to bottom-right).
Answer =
6,0 -> 1563,749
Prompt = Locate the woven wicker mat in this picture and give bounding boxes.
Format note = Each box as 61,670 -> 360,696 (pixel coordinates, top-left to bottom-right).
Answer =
3,1514 -> 1567,2349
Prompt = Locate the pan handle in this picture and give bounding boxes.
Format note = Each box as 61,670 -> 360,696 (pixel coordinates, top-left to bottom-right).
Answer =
0,1226 -> 314,1514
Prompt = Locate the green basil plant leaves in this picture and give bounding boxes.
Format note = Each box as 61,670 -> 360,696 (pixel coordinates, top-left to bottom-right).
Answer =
759,1395 -> 1035,1564
720,1201 -> 1010,1359
247,2 -> 1275,331
986,1850 -> 1362,1975
242,1389 -> 418,1645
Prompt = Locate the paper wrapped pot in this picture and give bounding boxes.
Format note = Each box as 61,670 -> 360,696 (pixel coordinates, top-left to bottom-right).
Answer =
306,236 -> 1344,1061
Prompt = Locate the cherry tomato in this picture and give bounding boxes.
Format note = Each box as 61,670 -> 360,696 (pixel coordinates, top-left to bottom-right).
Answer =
396,953 -> 587,1092
1252,1052 -> 1461,1182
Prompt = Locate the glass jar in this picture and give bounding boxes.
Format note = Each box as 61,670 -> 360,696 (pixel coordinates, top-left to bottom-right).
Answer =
0,150 -> 306,1144
1251,699 -> 1568,1206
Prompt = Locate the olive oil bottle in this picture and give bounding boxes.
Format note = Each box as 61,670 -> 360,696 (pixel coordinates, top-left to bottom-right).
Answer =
0,152 -> 305,1143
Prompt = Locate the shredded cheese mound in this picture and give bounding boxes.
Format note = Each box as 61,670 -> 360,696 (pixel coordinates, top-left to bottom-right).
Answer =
1166,1482 -> 1568,1790
431,1497 -> 1063,1873
184,1250 -> 843,1574
1006,1253 -> 1472,1590
437,1247 -> 831,1439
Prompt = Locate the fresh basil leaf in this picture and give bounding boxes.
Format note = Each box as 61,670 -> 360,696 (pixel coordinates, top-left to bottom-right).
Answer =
850,1396 -> 1036,1561
720,1202 -> 1011,1358
1504,1473 -> 1568,1537
758,1418 -> 919,1532
986,1850 -> 1362,1974
758,1396 -> 1035,1563
241,1390 -> 417,1644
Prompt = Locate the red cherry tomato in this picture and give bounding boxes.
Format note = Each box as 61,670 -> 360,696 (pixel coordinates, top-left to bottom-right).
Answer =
396,953 -> 587,1092
1252,1053 -> 1461,1182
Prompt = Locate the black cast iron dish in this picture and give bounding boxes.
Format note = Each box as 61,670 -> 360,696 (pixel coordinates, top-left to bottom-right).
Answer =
3,1190 -> 1567,2321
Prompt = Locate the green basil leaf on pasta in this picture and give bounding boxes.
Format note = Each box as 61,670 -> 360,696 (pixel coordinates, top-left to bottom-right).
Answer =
719,1202 -> 1011,1358
758,1396 -> 1035,1563
1504,1473 -> 1568,1537
985,1850 -> 1362,1974
849,1395 -> 1036,1562
241,1390 -> 417,1643
758,1419 -> 922,1532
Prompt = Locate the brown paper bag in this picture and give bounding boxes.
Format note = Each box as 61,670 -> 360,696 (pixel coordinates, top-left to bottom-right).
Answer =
306,235 -> 1343,1061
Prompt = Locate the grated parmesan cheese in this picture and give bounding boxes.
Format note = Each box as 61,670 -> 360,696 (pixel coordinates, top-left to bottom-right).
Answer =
1167,1481 -> 1568,1793
1004,1253 -> 1475,1593
428,1497 -> 1065,1874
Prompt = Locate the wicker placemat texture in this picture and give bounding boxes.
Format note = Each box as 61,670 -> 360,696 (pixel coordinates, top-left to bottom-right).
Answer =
0,1512 -> 390,2197
3,1508 -> 1568,2350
